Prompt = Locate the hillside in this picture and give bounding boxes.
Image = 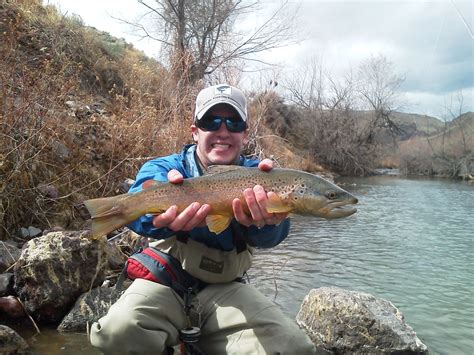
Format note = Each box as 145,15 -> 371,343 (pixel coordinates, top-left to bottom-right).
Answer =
0,0 -> 193,239
397,112 -> 473,173
351,110 -> 443,135
390,111 -> 445,137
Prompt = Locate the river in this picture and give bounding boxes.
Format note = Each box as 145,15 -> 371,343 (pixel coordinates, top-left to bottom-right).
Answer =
25,176 -> 473,354
252,176 -> 474,355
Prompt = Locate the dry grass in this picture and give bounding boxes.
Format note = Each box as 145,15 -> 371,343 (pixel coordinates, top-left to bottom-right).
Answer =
0,1 -> 199,239
397,114 -> 473,176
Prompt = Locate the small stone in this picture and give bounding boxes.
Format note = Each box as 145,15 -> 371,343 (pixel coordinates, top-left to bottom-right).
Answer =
27,226 -> 42,238
37,183 -> 59,198
119,178 -> 135,193
65,100 -> 76,109
20,227 -> 29,238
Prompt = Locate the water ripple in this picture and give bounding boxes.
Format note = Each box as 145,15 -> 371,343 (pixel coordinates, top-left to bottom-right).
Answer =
251,177 -> 474,355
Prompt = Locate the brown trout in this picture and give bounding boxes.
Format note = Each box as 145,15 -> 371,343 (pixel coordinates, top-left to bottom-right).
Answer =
84,166 -> 358,238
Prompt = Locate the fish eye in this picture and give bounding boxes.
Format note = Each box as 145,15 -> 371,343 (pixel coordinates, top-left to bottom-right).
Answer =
326,191 -> 337,200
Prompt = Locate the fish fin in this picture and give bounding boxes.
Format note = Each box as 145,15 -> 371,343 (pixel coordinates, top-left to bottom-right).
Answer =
143,179 -> 160,189
89,214 -> 132,239
266,194 -> 293,214
205,165 -> 248,175
83,195 -> 131,238
206,214 -> 232,234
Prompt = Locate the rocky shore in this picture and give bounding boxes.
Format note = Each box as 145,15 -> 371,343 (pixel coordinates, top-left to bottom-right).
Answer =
0,230 -> 429,354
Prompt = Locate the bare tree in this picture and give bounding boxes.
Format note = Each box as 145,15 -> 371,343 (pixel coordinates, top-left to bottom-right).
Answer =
422,89 -> 473,178
284,55 -> 326,112
282,56 -> 378,175
132,0 -> 296,83
356,55 -> 405,140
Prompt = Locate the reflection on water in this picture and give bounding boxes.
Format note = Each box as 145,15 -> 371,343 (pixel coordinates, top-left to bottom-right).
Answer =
25,328 -> 99,354
251,176 -> 474,355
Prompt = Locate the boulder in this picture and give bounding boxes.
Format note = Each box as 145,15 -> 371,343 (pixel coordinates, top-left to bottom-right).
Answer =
13,230 -> 108,323
0,295 -> 25,319
0,273 -> 14,296
104,240 -> 127,271
58,286 -> 122,332
0,241 -> 20,272
296,287 -> 429,354
0,325 -> 30,354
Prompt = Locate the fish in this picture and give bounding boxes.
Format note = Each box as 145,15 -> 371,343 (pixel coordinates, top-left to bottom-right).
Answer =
83,166 -> 358,238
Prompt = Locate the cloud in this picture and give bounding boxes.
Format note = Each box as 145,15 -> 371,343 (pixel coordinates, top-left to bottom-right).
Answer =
46,0 -> 473,117
273,0 -> 474,117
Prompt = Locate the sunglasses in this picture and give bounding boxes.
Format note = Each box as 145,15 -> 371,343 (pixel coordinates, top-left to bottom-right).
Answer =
197,115 -> 247,133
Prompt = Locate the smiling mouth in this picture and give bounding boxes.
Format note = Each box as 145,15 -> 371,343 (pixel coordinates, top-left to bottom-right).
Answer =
212,143 -> 231,149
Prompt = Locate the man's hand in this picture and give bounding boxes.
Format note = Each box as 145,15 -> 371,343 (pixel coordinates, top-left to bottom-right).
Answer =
232,159 -> 288,228
150,169 -> 211,231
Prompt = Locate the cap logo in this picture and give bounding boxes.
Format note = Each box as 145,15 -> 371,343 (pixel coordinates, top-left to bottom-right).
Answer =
195,84 -> 247,122
215,85 -> 232,95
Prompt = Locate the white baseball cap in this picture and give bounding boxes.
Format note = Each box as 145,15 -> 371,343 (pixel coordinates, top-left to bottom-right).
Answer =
194,84 -> 248,122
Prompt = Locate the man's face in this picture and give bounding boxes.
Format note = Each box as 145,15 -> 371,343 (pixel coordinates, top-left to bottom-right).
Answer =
192,104 -> 248,168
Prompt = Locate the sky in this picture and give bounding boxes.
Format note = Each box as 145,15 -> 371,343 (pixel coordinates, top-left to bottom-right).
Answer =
44,0 -> 473,119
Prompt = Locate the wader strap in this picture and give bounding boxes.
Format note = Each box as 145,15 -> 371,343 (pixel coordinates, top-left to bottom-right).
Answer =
176,232 -> 189,244
231,222 -> 248,254
115,261 -> 129,292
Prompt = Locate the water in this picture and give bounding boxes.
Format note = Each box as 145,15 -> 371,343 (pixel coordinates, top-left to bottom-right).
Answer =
251,176 -> 474,355
23,177 -> 473,354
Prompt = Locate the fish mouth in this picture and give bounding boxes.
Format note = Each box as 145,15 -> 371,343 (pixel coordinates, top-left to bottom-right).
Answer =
320,199 -> 358,219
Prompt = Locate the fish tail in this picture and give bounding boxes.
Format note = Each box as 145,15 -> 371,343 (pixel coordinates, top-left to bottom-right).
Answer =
83,195 -> 132,238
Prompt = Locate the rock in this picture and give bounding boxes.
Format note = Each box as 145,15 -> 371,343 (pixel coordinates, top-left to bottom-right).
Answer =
90,102 -> 107,115
20,227 -> 30,239
105,240 -> 127,270
52,140 -> 70,160
119,178 -> 135,193
296,287 -> 429,354
58,286 -> 122,332
65,100 -> 76,109
37,183 -> 59,199
0,296 -> 25,319
18,225 -> 43,241
0,241 -> 20,272
0,325 -> 30,354
27,226 -> 42,238
0,273 -> 14,296
13,230 -> 108,323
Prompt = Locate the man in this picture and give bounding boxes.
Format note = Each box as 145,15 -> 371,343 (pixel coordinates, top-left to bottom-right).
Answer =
90,84 -> 315,354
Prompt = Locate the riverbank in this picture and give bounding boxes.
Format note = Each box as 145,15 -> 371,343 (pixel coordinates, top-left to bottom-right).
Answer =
1,228 -> 428,354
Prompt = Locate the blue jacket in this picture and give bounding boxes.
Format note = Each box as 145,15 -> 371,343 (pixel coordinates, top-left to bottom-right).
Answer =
127,144 -> 290,251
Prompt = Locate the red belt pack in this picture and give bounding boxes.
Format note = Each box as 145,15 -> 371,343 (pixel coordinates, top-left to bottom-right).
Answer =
122,247 -> 200,296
